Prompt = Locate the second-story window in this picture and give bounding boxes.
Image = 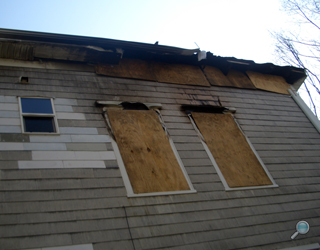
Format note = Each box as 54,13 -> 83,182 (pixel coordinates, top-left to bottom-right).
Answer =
183,105 -> 278,191
98,101 -> 196,197
19,97 -> 59,134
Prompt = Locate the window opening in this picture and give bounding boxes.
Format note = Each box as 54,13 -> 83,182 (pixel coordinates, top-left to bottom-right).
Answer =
97,101 -> 196,197
19,97 -> 59,134
183,105 -> 277,191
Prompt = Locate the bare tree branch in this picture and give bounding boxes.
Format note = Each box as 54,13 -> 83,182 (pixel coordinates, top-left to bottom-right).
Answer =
274,0 -> 320,119
295,1 -> 320,31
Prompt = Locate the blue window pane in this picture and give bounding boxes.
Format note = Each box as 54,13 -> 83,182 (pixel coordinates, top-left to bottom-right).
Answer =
21,98 -> 53,114
24,117 -> 55,133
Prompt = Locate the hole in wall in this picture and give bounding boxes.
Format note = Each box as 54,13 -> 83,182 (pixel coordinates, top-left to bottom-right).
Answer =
20,76 -> 29,83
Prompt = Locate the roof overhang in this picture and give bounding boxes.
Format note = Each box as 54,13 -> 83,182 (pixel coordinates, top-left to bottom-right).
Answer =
0,28 -> 306,89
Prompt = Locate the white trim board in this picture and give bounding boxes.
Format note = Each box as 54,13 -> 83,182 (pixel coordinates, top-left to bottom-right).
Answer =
289,88 -> 320,134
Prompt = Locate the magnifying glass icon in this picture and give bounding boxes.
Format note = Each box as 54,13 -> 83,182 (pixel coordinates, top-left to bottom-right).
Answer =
291,221 -> 310,239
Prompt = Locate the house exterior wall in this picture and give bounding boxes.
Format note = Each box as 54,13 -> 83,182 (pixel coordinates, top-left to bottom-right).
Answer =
0,63 -> 319,250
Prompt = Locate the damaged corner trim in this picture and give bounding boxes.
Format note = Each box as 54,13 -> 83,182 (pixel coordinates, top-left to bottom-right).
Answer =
96,100 -> 162,110
288,89 -> 320,134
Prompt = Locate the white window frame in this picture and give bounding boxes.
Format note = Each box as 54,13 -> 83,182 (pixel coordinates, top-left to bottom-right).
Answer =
18,97 -> 60,135
97,101 -> 196,197
187,112 -> 278,191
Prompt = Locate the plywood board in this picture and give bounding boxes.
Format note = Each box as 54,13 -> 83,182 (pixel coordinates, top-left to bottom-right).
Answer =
95,58 -> 157,81
226,69 -> 256,89
202,66 -> 234,87
247,71 -> 290,95
152,62 -> 210,86
96,59 -> 210,86
107,109 -> 190,194
191,112 -> 272,188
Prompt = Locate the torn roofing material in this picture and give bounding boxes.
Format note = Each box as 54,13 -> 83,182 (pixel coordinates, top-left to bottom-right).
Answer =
0,28 -> 306,89
0,28 -> 199,56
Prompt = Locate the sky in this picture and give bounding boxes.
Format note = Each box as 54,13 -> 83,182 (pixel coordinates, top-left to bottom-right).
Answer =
0,0 -> 287,64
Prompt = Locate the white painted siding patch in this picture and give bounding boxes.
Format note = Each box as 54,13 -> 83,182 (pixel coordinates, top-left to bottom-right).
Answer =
30,134 -> 111,143
54,105 -> 74,112
32,151 -> 116,160
19,161 -> 64,169
0,142 -> 67,151
74,151 -> 115,160
18,160 -> 107,169
30,135 -> 72,143
0,125 -> 21,133
57,113 -> 86,120
53,98 -> 78,106
0,118 -> 20,126
0,103 -> 19,111
63,161 -> 106,168
0,111 -> 20,118
23,143 -> 67,151
71,134 -> 110,143
0,95 -> 18,103
0,142 -> 24,150
59,127 -> 98,135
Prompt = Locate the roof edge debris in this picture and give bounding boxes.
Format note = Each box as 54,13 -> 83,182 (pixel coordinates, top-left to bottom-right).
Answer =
0,28 -> 306,88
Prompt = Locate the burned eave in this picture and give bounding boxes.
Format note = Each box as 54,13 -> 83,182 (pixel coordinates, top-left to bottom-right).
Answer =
0,40 -> 34,61
0,28 -> 199,59
204,52 -> 306,88
0,28 -> 306,89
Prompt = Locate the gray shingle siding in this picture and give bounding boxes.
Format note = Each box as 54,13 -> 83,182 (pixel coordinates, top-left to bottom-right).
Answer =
0,65 -> 319,250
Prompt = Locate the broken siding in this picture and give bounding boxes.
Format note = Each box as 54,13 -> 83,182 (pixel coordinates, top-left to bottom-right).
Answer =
0,65 -> 319,250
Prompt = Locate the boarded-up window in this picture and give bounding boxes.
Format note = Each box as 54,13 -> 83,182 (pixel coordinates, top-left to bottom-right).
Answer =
191,112 -> 275,188
106,109 -> 192,194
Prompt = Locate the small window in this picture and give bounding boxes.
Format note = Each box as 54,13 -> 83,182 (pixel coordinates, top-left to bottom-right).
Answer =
19,97 -> 59,134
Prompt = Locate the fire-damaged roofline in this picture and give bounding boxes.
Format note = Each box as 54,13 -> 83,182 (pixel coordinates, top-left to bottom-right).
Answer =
0,28 -> 306,89
205,54 -> 306,88
0,28 -> 199,56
